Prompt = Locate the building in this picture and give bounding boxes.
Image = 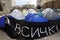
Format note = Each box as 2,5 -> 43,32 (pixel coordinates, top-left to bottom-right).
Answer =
37,0 -> 60,9
11,0 -> 16,7
0,0 -> 14,15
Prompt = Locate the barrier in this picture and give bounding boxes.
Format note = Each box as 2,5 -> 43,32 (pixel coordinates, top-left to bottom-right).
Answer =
4,16 -> 60,39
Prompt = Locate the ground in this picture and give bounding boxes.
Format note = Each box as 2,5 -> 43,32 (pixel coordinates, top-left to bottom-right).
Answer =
0,30 -> 60,40
35,31 -> 60,40
0,30 -> 16,40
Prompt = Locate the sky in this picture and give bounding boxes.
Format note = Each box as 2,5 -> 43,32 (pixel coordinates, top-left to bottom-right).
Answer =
15,0 -> 37,6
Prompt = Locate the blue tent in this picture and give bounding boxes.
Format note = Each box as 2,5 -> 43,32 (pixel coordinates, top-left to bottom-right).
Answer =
0,16 -> 5,28
27,14 -> 48,22
25,13 -> 36,20
56,17 -> 60,20
8,15 -> 16,20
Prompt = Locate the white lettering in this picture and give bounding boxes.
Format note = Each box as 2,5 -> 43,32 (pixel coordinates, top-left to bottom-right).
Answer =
31,28 -> 40,37
5,17 -> 10,25
48,26 -> 56,35
14,23 -> 21,34
56,25 -> 58,31
21,26 -> 30,37
40,27 -> 48,35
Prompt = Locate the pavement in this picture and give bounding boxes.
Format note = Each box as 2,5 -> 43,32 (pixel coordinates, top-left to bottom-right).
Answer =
0,30 -> 60,40
34,31 -> 60,40
0,30 -> 16,40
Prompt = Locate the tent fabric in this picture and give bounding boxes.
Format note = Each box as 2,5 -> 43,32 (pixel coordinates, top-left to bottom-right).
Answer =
25,13 -> 36,21
9,9 -> 25,20
0,16 -> 5,28
37,9 -> 43,16
26,14 -> 48,22
42,8 -> 60,20
27,9 -> 37,14
23,9 -> 27,16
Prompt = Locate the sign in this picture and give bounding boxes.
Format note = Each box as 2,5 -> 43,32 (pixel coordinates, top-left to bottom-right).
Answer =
5,16 -> 59,39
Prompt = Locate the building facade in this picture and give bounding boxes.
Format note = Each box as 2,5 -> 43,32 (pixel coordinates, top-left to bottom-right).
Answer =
0,0 -> 12,15
37,0 -> 60,9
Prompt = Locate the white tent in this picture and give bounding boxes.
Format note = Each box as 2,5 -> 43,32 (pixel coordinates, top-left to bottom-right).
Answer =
9,9 -> 25,20
42,8 -> 60,20
27,9 -> 37,14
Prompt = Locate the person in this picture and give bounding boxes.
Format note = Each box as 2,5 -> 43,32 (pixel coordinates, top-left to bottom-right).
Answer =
36,5 -> 43,16
36,5 -> 41,9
